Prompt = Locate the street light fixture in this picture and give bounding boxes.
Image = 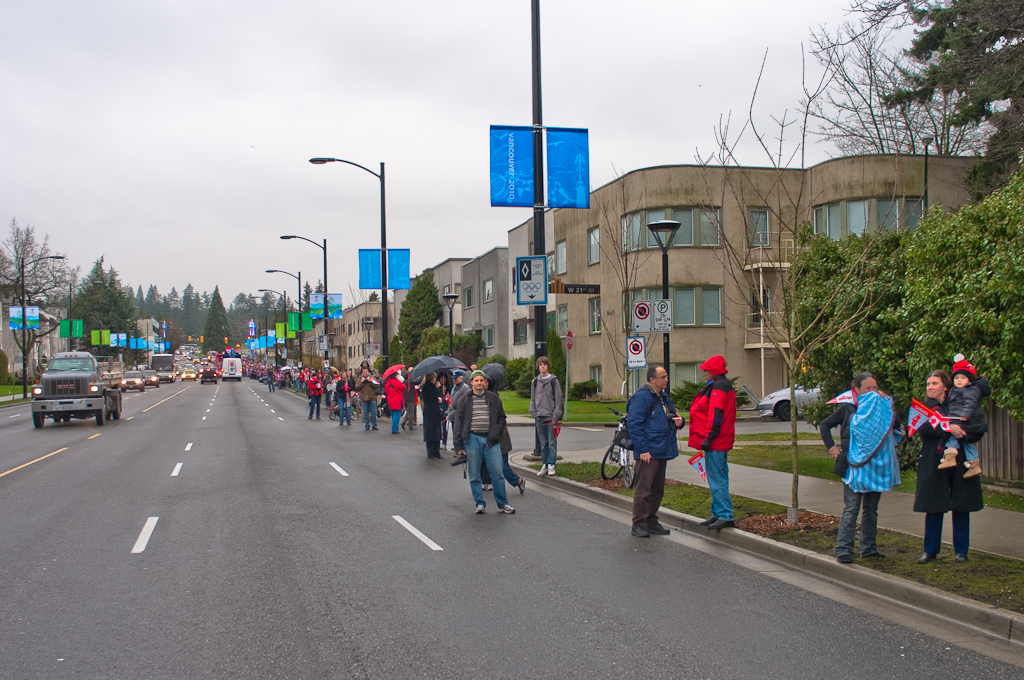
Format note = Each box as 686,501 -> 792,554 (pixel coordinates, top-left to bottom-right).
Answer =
309,156 -> 389,369
259,288 -> 286,367
266,269 -> 302,366
442,293 -> 459,357
922,136 -> 934,210
19,254 -> 65,399
648,220 -> 681,368
362,317 -> 375,365
280,235 -> 329,369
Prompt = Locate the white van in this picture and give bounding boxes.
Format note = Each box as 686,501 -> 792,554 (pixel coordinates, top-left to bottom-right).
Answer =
221,358 -> 242,381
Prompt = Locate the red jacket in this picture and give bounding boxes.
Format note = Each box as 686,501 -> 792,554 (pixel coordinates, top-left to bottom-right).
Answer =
385,378 -> 405,410
307,376 -> 323,396
688,356 -> 736,451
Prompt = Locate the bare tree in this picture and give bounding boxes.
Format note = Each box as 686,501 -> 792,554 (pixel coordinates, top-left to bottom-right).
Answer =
696,51 -> 897,521
807,21 -> 990,156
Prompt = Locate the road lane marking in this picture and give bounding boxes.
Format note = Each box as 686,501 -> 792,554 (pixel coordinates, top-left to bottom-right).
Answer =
0,448 -> 69,479
143,386 -> 192,413
172,463 -> 183,476
271,410 -> 275,413
126,416 -> 134,421
329,462 -> 349,476
185,443 -> 193,451
278,417 -> 284,421
131,517 -> 159,553
202,416 -> 207,420
9,413 -> 22,418
571,427 -> 602,432
206,409 -> 211,412
88,433 -> 102,440
392,516 -> 443,551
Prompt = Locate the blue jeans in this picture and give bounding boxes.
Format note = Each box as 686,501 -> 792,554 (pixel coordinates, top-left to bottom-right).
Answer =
501,454 -> 520,486
924,511 -> 970,555
536,420 -> 557,467
705,450 -> 734,521
945,436 -> 978,461
268,380 -> 275,392
362,401 -> 376,429
308,395 -> 321,419
391,410 -> 401,433
836,484 -> 881,557
340,400 -> 352,425
466,433 -> 508,508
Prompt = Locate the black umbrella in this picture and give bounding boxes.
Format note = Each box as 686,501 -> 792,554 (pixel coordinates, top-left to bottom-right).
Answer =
410,355 -> 467,380
480,363 -> 506,387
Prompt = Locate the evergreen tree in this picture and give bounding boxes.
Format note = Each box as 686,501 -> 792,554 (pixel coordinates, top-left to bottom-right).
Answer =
201,286 -> 230,352
314,279 -> 324,294
396,270 -> 443,357
181,283 -> 200,336
135,286 -> 145,311
303,282 -> 313,312
74,258 -> 138,355
144,285 -> 160,311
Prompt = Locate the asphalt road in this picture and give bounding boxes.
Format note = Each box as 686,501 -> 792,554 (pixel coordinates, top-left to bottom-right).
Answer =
0,380 -> 1021,679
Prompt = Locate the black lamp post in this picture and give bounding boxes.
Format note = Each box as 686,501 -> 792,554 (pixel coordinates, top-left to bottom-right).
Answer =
280,235 -> 327,368
648,220 -> 681,369
363,317 -> 375,365
309,157 -> 389,369
19,254 -> 65,398
442,293 -> 459,356
267,269 -> 302,365
259,289 -> 286,367
922,136 -> 934,210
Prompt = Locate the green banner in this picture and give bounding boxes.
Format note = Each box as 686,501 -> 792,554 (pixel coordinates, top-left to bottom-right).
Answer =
102,330 -> 111,345
288,312 -> 299,332
72,319 -> 84,338
287,330 -> 296,339
60,319 -> 71,338
91,329 -> 100,345
301,312 -> 313,331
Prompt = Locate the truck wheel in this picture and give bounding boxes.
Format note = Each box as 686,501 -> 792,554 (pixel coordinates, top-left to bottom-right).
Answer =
32,413 -> 44,428
96,408 -> 106,426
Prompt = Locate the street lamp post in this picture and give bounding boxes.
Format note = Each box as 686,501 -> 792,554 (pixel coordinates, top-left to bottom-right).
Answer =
362,317 -> 375,366
19,255 -> 65,398
281,235 -> 328,369
922,136 -> 934,210
259,289 -> 286,367
267,269 -> 302,366
648,220 -> 681,369
309,157 -> 389,369
442,293 -> 459,357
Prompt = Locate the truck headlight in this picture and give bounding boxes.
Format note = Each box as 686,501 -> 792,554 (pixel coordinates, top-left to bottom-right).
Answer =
90,385 -> 99,392
33,386 -> 42,395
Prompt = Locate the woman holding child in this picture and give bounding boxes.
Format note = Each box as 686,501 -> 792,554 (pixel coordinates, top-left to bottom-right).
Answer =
913,367 -> 984,564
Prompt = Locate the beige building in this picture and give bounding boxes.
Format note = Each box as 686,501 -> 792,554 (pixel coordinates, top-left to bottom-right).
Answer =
551,154 -> 974,401
342,300 -> 393,370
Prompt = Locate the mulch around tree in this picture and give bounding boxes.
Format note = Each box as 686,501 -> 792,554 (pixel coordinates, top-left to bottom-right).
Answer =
737,511 -> 839,536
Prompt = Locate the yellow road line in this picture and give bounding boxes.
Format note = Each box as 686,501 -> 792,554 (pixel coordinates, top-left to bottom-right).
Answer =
88,433 -> 102,439
142,385 -> 192,413
0,448 -> 69,479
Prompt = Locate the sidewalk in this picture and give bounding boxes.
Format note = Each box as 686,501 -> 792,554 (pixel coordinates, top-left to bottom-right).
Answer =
514,447 -> 1024,561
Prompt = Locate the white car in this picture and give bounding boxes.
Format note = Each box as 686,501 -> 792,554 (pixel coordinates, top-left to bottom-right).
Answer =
757,386 -> 820,421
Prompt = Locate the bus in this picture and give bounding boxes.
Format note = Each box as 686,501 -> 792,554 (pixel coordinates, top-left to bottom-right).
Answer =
151,354 -> 176,383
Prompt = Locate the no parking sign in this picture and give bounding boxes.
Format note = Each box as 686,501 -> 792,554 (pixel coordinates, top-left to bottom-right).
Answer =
632,300 -> 653,332
626,335 -> 647,369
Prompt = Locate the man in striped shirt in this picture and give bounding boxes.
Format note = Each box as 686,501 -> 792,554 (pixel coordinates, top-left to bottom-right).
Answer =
453,370 -> 514,515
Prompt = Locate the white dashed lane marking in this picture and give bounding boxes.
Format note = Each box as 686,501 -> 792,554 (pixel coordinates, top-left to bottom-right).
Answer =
185,443 -> 193,451
329,463 -> 349,476
392,516 -> 443,551
172,463 -> 183,476
131,517 -> 159,554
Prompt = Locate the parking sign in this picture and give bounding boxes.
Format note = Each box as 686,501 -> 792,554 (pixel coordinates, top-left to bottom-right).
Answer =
652,299 -> 673,332
626,335 -> 647,369
632,301 -> 653,332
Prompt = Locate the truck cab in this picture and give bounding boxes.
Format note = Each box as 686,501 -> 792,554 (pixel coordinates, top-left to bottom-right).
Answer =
30,352 -> 123,428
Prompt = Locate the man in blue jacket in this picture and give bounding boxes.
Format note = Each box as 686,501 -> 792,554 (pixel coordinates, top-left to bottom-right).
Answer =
628,365 -> 683,538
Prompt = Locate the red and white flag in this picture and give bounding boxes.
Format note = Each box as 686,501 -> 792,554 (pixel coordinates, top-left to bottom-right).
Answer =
907,398 -> 933,437
827,390 -> 857,405
688,452 -> 707,482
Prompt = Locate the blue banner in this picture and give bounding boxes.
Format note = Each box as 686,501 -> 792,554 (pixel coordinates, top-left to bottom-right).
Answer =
388,249 -> 411,290
490,125 -> 534,207
9,306 -> 22,331
327,293 -> 344,319
547,127 -> 590,209
26,306 -> 40,331
309,294 -> 326,320
359,249 -> 382,290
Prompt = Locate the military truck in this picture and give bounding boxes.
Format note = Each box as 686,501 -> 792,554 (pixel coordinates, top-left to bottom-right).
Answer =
31,352 -> 124,428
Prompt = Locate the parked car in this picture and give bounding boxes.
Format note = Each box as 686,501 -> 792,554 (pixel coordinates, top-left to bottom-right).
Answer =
120,371 -> 147,392
757,386 -> 820,421
142,370 -> 161,388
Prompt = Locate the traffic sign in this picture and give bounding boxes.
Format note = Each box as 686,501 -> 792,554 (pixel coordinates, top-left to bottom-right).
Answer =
365,342 -> 382,356
626,335 -> 647,369
632,300 -> 652,332
652,299 -> 673,332
565,330 -> 574,350
516,256 -> 548,306
563,284 -> 601,294
317,335 -> 328,352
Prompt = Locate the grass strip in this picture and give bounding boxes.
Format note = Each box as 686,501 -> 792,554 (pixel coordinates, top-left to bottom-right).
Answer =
499,390 -> 625,419
733,432 -> 820,441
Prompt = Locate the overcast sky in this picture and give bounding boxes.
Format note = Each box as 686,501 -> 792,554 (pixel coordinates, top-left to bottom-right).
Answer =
2,0 -> 887,308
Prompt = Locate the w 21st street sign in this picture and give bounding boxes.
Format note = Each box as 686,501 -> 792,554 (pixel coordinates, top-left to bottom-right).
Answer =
516,256 -> 548,306
626,335 -> 647,369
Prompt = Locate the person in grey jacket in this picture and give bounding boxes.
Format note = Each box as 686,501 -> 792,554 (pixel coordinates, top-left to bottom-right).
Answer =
529,356 -> 563,476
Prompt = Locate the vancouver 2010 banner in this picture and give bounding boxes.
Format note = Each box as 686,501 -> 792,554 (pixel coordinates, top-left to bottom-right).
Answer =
489,125 -> 534,207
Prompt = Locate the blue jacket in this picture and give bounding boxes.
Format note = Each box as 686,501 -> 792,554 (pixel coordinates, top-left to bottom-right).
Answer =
627,386 -> 680,460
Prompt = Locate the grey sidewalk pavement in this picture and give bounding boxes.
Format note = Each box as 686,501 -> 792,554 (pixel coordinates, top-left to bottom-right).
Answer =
512,447 -> 1024,561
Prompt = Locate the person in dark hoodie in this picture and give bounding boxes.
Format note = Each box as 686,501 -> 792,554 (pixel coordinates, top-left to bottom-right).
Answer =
628,364 -> 683,538
938,354 -> 989,479
688,355 -> 737,529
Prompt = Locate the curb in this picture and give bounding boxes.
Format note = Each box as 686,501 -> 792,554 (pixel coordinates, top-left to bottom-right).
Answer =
511,458 -> 1024,648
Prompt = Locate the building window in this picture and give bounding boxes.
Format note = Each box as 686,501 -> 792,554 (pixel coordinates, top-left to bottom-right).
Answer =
749,288 -> 770,327
514,321 -> 529,344
547,253 -> 555,277
483,278 -> 494,303
672,208 -> 694,246
701,288 -> 722,326
645,209 -> 666,248
555,240 -> 567,275
671,363 -> 699,390
483,325 -> 494,348
674,288 -> 695,326
443,284 -> 451,295
587,227 -> 600,264
699,208 -> 720,246
750,209 -> 769,246
589,297 -> 602,334
877,197 -> 922,230
847,200 -> 868,236
464,286 -> 473,308
590,365 -> 603,394
621,213 -> 643,252
557,304 -> 568,336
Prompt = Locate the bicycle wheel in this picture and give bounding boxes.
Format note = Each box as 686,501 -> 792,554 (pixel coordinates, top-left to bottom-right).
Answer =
601,443 -> 624,480
621,449 -> 638,489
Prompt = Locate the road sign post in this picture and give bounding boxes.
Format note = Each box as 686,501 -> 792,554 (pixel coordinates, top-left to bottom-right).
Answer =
563,330 -> 573,418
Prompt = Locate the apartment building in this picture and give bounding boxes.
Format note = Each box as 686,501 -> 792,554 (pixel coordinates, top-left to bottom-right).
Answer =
460,247 -> 509,359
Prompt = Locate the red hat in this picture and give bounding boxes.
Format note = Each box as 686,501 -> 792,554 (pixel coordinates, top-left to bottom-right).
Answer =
700,355 -> 728,376
951,353 -> 976,379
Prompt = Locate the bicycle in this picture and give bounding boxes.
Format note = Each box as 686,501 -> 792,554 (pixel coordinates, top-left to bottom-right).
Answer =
601,407 -> 638,488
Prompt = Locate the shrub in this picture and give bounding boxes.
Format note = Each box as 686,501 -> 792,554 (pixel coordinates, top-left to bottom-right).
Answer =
568,380 -> 598,400
0,349 -> 9,384
505,357 -> 532,390
671,376 -> 751,409
482,353 -> 507,367
514,370 -> 533,399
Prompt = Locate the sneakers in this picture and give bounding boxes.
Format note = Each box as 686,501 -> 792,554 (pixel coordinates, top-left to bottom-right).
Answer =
475,505 -> 486,514
482,483 -> 493,491
517,478 -> 527,495
837,553 -> 854,564
546,465 -> 556,476
963,460 -> 982,479
631,524 -> 650,538
499,505 -> 516,514
938,448 -> 958,469
536,465 -> 549,476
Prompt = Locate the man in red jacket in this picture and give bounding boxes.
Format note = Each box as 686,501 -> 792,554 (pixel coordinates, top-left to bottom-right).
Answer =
307,372 -> 324,420
688,355 -> 737,529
